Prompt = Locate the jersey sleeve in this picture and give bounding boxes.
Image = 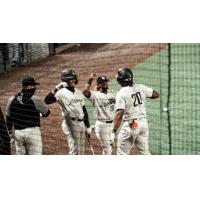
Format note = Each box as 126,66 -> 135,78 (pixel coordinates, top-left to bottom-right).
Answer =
55,90 -> 61,101
6,96 -> 14,117
141,84 -> 153,98
82,95 -> 85,106
32,96 -> 49,115
88,91 -> 96,101
115,92 -> 126,110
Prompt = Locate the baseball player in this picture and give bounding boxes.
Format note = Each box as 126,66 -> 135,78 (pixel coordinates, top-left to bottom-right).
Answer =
45,69 -> 90,155
110,68 -> 159,155
6,77 -> 50,155
83,73 -> 116,155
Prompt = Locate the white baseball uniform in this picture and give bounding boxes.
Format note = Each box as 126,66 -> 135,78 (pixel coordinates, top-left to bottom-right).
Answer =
115,84 -> 153,155
88,90 -> 116,155
55,87 -> 86,155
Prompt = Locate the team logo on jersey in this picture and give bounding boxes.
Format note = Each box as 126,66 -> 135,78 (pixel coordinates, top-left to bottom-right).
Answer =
70,99 -> 82,104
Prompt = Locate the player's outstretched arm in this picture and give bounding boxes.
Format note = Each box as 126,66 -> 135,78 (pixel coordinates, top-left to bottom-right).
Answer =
44,82 -> 68,104
113,109 -> 125,131
150,90 -> 160,99
83,73 -> 97,98
109,109 -> 125,146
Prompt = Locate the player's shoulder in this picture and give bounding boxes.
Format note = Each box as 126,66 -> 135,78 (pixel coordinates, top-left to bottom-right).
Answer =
108,89 -> 117,94
56,82 -> 67,90
119,86 -> 130,93
116,87 -> 127,97
75,88 -> 83,94
134,83 -> 148,90
56,87 -> 68,96
90,90 -> 99,95
91,90 -> 105,97
134,83 -> 144,87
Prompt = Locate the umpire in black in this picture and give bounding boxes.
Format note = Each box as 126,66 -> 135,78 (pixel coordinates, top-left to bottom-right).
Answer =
6,77 -> 50,155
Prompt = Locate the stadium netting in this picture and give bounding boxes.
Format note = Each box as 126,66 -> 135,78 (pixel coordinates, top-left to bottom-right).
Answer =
1,43 -> 200,155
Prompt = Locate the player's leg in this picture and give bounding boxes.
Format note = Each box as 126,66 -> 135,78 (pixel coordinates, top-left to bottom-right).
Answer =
95,121 -> 112,155
71,121 -> 85,155
62,120 -> 75,155
63,120 -> 78,155
79,122 -> 86,155
134,119 -> 151,155
117,124 -> 133,155
95,120 -> 104,154
26,127 -> 42,155
15,129 -> 26,155
101,123 -> 112,155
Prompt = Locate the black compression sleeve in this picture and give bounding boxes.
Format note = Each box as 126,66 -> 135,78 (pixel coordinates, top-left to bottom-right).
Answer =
87,78 -> 93,85
83,106 -> 90,128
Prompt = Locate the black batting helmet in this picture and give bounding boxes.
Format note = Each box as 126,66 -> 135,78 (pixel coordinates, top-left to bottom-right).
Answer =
96,75 -> 109,84
116,68 -> 133,86
60,69 -> 78,84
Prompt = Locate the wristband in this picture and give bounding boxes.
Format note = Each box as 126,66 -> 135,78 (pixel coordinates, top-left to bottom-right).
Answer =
87,78 -> 93,85
112,129 -> 117,133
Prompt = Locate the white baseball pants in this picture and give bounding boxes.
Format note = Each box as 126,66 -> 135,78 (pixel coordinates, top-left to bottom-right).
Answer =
15,127 -> 42,155
62,120 -> 85,155
117,118 -> 151,155
95,120 -> 113,155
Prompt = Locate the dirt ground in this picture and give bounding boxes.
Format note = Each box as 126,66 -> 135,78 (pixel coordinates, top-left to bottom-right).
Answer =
0,43 -> 166,155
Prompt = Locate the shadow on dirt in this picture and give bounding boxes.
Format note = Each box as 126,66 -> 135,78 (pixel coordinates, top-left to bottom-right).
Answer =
60,43 -> 108,53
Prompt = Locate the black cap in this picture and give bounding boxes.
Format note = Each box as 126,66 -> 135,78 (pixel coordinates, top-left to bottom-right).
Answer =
96,75 -> 109,84
22,77 -> 40,87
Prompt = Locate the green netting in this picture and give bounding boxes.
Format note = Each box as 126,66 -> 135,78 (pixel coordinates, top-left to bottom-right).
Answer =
129,48 -> 169,155
170,44 -> 200,154
86,44 -> 200,155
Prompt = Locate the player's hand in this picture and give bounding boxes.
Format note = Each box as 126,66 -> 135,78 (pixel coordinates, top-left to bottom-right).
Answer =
86,127 -> 92,135
9,134 -> 14,144
109,131 -> 116,147
90,73 -> 97,79
85,127 -> 92,140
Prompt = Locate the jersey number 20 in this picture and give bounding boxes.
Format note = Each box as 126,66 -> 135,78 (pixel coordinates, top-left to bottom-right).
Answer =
131,92 -> 142,107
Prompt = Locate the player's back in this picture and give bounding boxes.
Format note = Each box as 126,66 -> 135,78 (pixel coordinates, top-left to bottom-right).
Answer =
116,84 -> 153,121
